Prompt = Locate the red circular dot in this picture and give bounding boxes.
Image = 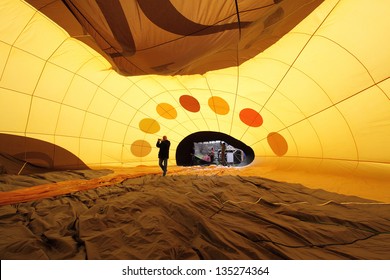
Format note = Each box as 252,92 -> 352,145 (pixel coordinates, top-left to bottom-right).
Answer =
179,95 -> 200,113
239,108 -> 263,127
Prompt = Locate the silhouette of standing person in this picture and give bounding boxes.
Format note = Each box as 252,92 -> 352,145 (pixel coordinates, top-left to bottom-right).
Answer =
220,142 -> 226,166
156,136 -> 170,176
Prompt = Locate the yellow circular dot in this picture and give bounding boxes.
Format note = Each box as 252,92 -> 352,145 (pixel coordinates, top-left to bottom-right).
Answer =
267,132 -> 288,156
156,103 -> 177,119
131,140 -> 152,157
139,118 -> 160,134
208,96 -> 230,115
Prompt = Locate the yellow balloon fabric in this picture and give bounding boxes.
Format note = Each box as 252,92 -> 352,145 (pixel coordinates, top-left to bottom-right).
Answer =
0,0 -> 389,192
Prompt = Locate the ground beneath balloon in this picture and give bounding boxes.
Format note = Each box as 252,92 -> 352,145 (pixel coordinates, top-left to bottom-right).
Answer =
0,168 -> 389,260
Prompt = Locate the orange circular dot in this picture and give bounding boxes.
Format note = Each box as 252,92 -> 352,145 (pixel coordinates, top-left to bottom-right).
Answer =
179,95 -> 200,113
239,108 -> 263,127
208,96 -> 229,115
267,132 -> 288,156
156,103 -> 177,119
131,140 -> 152,157
139,118 -> 160,134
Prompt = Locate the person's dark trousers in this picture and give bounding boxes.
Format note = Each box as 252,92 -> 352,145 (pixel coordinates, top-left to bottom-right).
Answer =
159,158 -> 168,176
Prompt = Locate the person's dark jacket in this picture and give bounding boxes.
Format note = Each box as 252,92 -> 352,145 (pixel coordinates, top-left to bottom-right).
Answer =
156,140 -> 170,159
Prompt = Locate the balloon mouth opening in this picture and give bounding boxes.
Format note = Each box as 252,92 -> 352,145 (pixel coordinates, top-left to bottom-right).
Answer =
175,131 -> 254,167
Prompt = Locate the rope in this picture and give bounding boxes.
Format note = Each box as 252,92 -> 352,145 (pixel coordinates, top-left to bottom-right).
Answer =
222,197 -> 390,207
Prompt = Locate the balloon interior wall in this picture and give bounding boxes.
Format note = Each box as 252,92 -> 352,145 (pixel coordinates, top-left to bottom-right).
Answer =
0,0 -> 389,193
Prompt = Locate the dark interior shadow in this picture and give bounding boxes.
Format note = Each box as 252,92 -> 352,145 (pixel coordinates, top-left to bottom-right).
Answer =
176,131 -> 255,166
0,133 -> 89,175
